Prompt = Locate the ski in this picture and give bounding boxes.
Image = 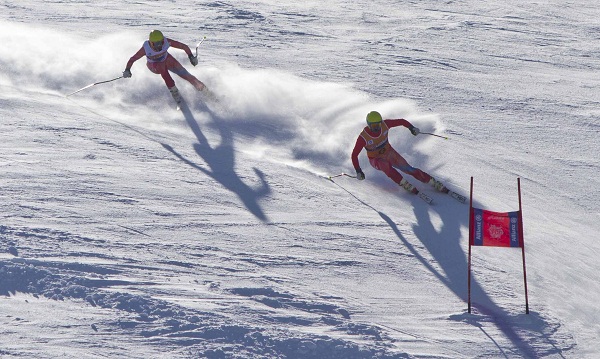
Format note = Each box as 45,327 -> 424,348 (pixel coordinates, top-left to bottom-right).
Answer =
448,190 -> 467,204
174,97 -> 184,111
417,191 -> 433,204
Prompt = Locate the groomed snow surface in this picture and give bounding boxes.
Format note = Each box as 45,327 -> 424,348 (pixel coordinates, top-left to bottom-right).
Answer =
1,1 -> 599,358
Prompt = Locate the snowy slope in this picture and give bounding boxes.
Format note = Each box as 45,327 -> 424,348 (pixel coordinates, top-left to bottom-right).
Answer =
1,1 -> 599,358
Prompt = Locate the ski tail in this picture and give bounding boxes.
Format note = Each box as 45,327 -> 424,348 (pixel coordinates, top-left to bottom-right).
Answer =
449,190 -> 467,204
418,191 -> 433,204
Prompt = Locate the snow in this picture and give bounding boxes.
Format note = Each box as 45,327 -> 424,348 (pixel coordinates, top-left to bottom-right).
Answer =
1,1 -> 599,358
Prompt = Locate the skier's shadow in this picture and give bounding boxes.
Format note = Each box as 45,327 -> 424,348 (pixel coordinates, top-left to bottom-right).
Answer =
403,198 -> 562,358
332,180 -> 563,358
161,101 -> 271,222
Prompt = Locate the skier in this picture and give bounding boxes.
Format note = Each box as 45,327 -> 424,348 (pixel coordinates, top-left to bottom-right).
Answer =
351,111 -> 449,197
122,30 -> 207,104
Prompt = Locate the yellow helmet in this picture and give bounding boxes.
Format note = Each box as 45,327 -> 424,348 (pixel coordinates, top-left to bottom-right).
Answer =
149,30 -> 164,43
366,111 -> 383,124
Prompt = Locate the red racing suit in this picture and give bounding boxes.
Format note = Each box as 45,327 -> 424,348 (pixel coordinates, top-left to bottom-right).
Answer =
351,119 -> 432,185
125,39 -> 205,90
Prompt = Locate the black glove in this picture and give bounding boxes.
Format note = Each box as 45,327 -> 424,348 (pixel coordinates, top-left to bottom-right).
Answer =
189,54 -> 198,66
123,69 -> 132,78
409,125 -> 420,136
356,169 -> 365,180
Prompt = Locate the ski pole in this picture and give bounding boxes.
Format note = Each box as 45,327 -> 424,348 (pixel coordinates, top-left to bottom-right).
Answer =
66,76 -> 123,97
195,36 -> 207,57
420,132 -> 449,140
327,172 -> 357,181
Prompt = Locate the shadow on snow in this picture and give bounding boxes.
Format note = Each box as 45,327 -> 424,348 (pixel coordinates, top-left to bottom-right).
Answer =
161,100 -> 271,222
331,180 -> 568,358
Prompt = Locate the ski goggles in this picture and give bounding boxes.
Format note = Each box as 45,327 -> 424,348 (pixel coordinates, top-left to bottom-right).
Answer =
151,40 -> 164,49
368,121 -> 382,130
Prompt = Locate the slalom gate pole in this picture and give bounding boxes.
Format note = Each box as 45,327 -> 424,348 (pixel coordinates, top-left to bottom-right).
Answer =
66,76 -> 123,97
420,132 -> 449,140
468,176 -> 474,313
518,178 -> 530,314
195,36 -> 207,57
327,173 -> 356,181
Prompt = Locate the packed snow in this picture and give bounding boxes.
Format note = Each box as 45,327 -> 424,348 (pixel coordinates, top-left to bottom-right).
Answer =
1,1 -> 599,358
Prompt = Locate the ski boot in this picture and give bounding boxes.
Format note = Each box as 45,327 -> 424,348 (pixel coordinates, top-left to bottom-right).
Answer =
200,85 -> 217,102
169,86 -> 182,104
399,179 -> 419,194
429,177 -> 449,193
401,179 -> 432,204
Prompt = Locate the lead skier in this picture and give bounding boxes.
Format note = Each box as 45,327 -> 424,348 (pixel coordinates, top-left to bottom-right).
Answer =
351,111 -> 449,198
122,30 -> 207,104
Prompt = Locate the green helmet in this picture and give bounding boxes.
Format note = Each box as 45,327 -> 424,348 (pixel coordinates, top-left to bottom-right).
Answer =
366,111 -> 383,124
149,30 -> 164,43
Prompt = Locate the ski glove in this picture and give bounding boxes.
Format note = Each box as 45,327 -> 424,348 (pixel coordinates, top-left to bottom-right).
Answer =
123,69 -> 132,78
356,169 -> 365,180
189,55 -> 199,66
410,126 -> 420,136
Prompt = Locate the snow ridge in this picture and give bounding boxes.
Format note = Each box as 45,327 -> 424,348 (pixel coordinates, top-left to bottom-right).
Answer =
1,257 -> 407,358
